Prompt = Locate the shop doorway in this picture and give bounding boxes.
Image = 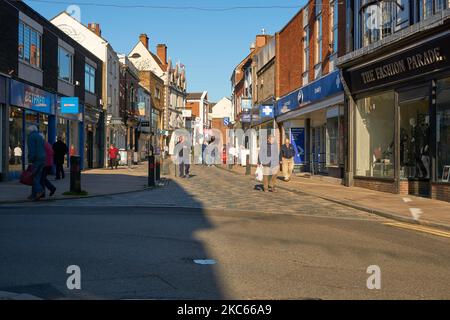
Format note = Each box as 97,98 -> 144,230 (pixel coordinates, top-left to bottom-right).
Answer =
86,130 -> 94,169
398,85 -> 431,197
311,125 -> 327,174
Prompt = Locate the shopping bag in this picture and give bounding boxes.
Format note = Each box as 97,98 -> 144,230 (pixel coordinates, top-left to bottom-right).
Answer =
255,165 -> 264,182
20,165 -> 34,186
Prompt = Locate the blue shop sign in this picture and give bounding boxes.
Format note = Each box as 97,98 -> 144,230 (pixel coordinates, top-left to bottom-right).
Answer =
10,79 -> 55,114
0,76 -> 5,104
276,70 -> 343,117
259,105 -> 274,119
61,97 -> 79,114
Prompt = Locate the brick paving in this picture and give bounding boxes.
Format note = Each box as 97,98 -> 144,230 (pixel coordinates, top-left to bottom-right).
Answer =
221,164 -> 450,230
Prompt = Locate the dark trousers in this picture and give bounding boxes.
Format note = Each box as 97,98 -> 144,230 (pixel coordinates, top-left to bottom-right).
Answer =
55,163 -> 65,179
109,158 -> 118,169
41,166 -> 56,195
179,162 -> 190,177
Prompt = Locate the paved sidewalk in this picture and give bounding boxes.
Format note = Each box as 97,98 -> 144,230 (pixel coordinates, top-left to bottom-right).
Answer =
0,162 -> 156,204
220,164 -> 450,231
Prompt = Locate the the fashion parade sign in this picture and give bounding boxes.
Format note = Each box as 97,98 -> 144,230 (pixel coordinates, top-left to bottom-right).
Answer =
346,33 -> 450,94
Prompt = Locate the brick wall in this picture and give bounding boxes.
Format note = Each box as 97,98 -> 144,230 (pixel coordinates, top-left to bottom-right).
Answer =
353,178 -> 397,194
277,10 -> 303,98
256,61 -> 275,104
432,183 -> 450,202
211,118 -> 229,146
186,101 -> 200,118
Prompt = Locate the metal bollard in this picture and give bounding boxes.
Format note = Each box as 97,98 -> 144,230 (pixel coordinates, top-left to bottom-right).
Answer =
70,156 -> 81,193
245,154 -> 251,176
148,155 -> 156,187
156,156 -> 161,181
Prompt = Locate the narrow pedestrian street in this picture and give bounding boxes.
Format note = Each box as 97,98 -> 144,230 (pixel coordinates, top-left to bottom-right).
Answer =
1,165 -> 450,300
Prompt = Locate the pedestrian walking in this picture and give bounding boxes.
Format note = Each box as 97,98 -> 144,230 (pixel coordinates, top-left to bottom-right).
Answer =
281,138 -> 295,182
53,136 -> 68,180
108,144 -> 119,169
26,125 -> 46,201
258,135 -> 280,193
41,138 -> 56,197
176,136 -> 191,178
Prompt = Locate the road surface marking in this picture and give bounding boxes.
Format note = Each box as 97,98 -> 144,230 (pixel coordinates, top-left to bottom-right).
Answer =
384,222 -> 450,239
409,208 -> 422,221
403,197 -> 413,203
193,260 -> 217,265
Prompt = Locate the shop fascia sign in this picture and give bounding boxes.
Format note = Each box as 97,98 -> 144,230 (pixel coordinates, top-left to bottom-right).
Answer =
275,70 -> 343,117
345,33 -> 450,94
61,97 -> 79,114
10,79 -> 55,114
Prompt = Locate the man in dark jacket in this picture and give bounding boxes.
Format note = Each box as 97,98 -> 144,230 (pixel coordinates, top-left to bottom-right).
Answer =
258,135 -> 280,192
53,136 -> 68,180
281,138 -> 295,182
176,136 -> 191,178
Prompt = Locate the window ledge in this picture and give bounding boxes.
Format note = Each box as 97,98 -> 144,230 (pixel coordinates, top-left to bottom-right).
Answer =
58,78 -> 74,86
19,60 -> 43,72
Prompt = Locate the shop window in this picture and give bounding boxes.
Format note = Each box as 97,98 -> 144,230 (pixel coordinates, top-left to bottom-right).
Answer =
9,107 -> 24,174
58,47 -> 73,84
355,91 -> 395,178
326,106 -> 344,167
437,77 -> 450,182
399,86 -> 430,180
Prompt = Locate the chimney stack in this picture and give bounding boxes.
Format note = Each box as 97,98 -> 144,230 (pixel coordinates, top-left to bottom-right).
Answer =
139,34 -> 149,49
255,35 -> 269,48
88,23 -> 101,37
157,44 -> 167,67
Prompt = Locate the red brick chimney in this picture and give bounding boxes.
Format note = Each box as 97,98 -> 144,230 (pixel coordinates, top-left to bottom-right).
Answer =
87,23 -> 101,37
139,34 -> 149,50
157,44 -> 167,67
255,35 -> 269,48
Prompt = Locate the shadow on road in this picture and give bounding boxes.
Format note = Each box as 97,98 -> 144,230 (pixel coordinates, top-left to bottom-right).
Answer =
0,177 -> 224,300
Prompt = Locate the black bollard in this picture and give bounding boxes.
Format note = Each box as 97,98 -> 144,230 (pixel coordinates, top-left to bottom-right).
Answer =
148,155 -> 156,187
156,156 -> 161,181
70,156 -> 81,193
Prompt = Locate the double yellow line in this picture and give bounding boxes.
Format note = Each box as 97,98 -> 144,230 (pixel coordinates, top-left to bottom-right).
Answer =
384,222 -> 450,239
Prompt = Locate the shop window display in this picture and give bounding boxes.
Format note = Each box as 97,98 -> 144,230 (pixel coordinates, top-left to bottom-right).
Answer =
399,90 -> 430,180
355,91 -> 395,178
8,107 -> 24,174
437,77 -> 450,182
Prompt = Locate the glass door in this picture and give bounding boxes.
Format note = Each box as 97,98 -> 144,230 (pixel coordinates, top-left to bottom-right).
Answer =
398,85 -> 431,196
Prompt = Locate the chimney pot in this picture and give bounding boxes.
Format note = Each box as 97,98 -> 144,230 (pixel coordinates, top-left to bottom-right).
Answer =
88,23 -> 101,37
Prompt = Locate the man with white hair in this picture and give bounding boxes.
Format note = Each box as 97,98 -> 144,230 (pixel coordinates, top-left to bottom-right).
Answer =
26,125 -> 46,201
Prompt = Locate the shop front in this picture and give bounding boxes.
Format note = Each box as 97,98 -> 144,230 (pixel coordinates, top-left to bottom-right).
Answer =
341,30 -> 450,200
275,70 -> 344,179
56,97 -> 83,169
8,79 -> 56,180
84,105 -> 103,169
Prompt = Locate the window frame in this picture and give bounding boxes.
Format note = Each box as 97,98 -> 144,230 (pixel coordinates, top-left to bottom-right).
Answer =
18,21 -> 42,69
85,63 -> 96,94
58,46 -> 74,84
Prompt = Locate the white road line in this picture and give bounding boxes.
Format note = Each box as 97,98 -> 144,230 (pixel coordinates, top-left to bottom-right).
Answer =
409,208 -> 423,221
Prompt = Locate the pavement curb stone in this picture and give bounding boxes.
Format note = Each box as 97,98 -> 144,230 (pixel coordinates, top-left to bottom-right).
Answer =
217,166 -> 450,232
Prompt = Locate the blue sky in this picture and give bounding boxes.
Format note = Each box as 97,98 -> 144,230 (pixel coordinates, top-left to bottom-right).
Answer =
25,0 -> 305,102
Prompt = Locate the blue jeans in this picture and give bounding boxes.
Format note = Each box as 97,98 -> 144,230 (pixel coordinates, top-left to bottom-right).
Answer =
31,163 -> 44,197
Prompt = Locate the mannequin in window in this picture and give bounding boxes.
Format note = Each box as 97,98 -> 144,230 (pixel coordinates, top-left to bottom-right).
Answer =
400,128 -> 409,167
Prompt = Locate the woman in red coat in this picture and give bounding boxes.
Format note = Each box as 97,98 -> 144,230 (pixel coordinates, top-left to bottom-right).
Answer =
108,144 -> 119,170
